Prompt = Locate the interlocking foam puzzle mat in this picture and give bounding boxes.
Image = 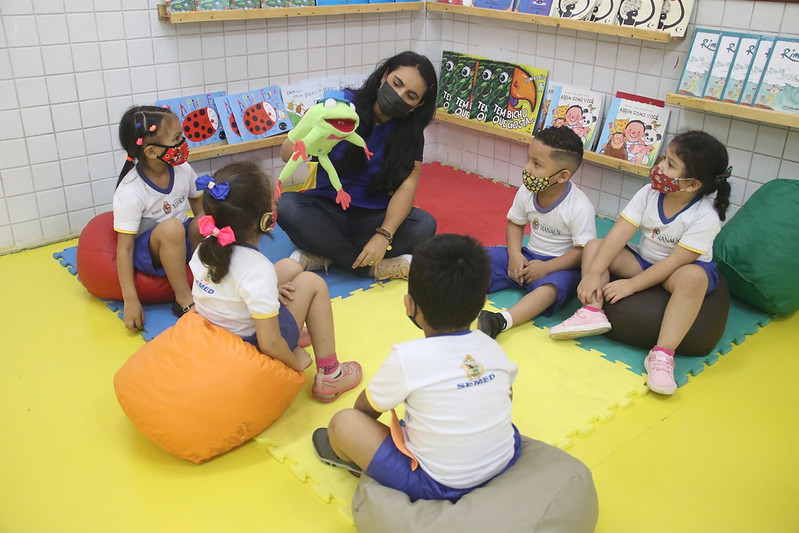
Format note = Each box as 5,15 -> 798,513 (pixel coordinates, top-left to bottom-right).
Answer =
51,162 -> 772,523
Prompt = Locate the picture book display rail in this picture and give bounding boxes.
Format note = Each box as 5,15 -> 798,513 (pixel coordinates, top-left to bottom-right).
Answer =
158,2 -> 424,22
665,93 -> 799,129
188,134 -> 288,161
434,111 -> 652,177
425,3 -> 679,43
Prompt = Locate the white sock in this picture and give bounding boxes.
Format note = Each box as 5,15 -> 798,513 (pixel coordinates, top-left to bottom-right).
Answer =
500,311 -> 513,330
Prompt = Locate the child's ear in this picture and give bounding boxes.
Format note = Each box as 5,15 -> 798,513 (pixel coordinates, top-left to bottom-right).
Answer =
556,168 -> 573,183
404,294 -> 414,315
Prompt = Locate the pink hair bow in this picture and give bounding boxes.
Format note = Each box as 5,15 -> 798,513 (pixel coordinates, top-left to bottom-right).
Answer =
197,215 -> 236,246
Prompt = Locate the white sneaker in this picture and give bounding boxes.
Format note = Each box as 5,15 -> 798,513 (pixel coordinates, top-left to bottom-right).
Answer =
290,249 -> 331,272
372,254 -> 412,281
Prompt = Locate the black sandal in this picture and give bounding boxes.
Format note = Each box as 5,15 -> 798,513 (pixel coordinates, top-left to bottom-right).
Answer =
172,300 -> 195,318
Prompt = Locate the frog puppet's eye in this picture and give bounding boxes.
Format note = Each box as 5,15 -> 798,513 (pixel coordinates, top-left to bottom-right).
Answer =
349,103 -> 356,112
324,98 -> 337,109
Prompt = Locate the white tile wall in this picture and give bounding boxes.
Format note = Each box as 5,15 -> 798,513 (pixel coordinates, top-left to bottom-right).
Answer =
0,3 -> 797,252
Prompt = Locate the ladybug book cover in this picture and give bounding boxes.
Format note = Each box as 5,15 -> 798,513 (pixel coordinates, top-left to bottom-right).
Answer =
740,36 -> 774,106
702,33 -> 743,101
594,92 -> 669,168
213,95 -> 244,145
721,35 -> 760,104
224,86 -> 293,143
156,91 -> 227,148
676,28 -> 722,98
752,38 -> 799,114
543,85 -> 605,151
469,60 -> 514,124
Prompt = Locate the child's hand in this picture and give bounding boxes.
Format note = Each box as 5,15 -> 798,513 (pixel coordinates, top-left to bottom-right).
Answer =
603,279 -> 636,304
508,254 -> 527,285
521,260 -> 549,284
577,275 -> 604,307
278,281 -> 296,305
292,346 -> 313,371
123,301 -> 144,330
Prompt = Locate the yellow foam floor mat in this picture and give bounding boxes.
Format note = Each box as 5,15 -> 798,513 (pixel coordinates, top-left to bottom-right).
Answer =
2,241 -> 797,533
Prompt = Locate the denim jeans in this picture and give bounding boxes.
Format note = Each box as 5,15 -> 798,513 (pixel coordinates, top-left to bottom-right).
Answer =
276,192 -> 437,276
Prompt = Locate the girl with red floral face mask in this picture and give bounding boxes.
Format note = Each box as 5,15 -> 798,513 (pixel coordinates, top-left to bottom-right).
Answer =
112,106 -> 204,331
549,131 -> 731,397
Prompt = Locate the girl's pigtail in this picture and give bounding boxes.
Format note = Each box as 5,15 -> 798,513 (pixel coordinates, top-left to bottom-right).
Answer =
198,234 -> 235,283
713,166 -> 732,221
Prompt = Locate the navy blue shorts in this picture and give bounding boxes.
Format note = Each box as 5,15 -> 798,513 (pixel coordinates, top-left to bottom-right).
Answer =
486,246 -> 580,317
365,425 -> 522,503
627,246 -> 719,294
132,218 -> 193,277
241,306 -> 300,350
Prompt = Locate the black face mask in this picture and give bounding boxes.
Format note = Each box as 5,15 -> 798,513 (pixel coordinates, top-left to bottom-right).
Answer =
407,301 -> 422,330
377,81 -> 415,118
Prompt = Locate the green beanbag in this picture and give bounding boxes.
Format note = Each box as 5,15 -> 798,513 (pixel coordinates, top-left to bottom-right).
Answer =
713,179 -> 799,315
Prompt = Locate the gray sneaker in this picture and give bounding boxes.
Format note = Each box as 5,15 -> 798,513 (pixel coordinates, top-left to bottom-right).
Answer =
290,249 -> 331,272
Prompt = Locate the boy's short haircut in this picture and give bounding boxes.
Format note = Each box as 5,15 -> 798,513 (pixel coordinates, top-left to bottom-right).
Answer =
408,234 -> 490,331
533,126 -> 584,172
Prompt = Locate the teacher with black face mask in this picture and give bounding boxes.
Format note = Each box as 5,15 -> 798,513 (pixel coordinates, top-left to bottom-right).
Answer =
276,51 -> 439,281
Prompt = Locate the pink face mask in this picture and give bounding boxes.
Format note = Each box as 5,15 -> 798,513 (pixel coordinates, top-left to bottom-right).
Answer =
152,138 -> 189,166
650,165 -> 692,193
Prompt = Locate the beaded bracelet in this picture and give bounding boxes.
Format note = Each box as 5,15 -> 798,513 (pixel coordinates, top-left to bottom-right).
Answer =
374,227 -> 393,251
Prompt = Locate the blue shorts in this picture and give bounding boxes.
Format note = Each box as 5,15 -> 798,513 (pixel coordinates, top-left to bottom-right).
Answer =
132,218 -> 193,277
241,306 -> 300,350
486,246 -> 580,317
365,425 -> 522,503
627,246 -> 719,294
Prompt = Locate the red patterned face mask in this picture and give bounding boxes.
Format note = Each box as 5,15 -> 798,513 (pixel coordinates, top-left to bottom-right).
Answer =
650,165 -> 691,193
151,138 -> 189,166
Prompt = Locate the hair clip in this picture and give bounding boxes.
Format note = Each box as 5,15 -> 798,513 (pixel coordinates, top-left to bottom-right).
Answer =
197,215 -> 236,246
125,155 -> 134,162
136,138 -> 143,146
196,174 -> 230,200
149,125 -> 157,132
135,122 -> 142,129
716,166 -> 732,183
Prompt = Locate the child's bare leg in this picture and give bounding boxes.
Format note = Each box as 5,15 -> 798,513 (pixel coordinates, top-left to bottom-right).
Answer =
285,271 -> 335,357
274,257 -> 303,285
658,264 -> 709,351
579,239 -> 610,307
328,409 -> 390,469
508,285 -> 557,327
150,218 -> 192,308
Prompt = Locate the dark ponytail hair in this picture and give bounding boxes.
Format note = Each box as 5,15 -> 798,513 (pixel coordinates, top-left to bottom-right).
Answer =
670,130 -> 732,221
341,51 -> 438,195
116,105 -> 176,188
197,161 -> 273,283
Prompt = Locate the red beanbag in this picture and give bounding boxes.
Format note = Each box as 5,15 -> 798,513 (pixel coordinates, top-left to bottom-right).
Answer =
76,211 -> 191,303
114,311 -> 307,463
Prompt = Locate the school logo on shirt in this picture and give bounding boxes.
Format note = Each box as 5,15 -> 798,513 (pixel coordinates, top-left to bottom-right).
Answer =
650,227 -> 678,245
194,270 -> 215,294
461,355 -> 484,381
532,217 -> 540,230
162,201 -> 172,215
532,217 -> 561,236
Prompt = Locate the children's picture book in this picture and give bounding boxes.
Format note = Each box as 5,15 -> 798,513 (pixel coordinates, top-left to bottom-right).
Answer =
470,60 -> 514,124
198,0 -> 230,9
740,36 -> 774,106
721,35 -> 760,104
703,33 -> 743,101
448,54 -> 481,117
156,91 -> 227,148
437,51 -> 461,113
491,63 -> 548,136
657,0 -> 693,37
222,86 -> 293,143
551,0 -> 594,19
166,0 -> 198,13
616,0 -> 663,30
589,0 -> 620,24
280,82 -> 324,127
474,0 -> 514,9
676,28 -> 722,97
543,85 -> 605,151
231,1 -> 262,8
338,73 -> 367,90
594,92 -> 670,167
535,83 -> 556,132
213,95 -> 243,145
753,38 -> 799,114
515,0 -> 555,16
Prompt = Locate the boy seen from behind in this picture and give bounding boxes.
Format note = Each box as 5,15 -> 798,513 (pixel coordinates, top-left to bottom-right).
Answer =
313,234 -> 521,502
479,126 -> 597,338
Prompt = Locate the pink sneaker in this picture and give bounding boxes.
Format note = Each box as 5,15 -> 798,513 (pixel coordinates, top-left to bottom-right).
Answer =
548,307 -> 612,340
312,361 -> 362,403
644,349 -> 676,395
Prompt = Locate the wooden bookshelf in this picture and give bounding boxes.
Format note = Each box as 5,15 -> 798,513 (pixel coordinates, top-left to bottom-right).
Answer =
158,2 -> 423,22
426,3 -> 679,43
666,93 -> 799,129
188,134 -> 287,162
435,111 -> 653,177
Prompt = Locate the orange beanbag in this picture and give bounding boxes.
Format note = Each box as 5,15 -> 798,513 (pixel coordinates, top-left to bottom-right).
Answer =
76,211 -> 192,303
114,311 -> 306,463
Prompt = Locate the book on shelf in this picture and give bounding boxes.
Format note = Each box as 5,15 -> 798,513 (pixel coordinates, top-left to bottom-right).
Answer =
447,54 -> 482,118
752,38 -> 799,114
166,0 -> 198,12
702,33 -> 744,101
739,36 -> 774,106
493,63 -> 548,135
280,82 -> 324,127
213,95 -> 244,145
551,0 -> 594,19
534,83 -> 555,132
156,91 -> 227,148
721,35 -> 760,104
231,0 -> 262,7
474,0 -> 514,9
514,0 -> 555,16
676,28 -> 722,98
219,86 -> 293,143
593,92 -> 669,168
436,0 -> 475,4
616,0 -> 663,30
338,73 -> 368,90
437,50 -> 461,113
657,0 -> 693,37
198,0 -> 230,9
470,60 -> 515,124
589,0 -> 622,24
542,85 -> 605,151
